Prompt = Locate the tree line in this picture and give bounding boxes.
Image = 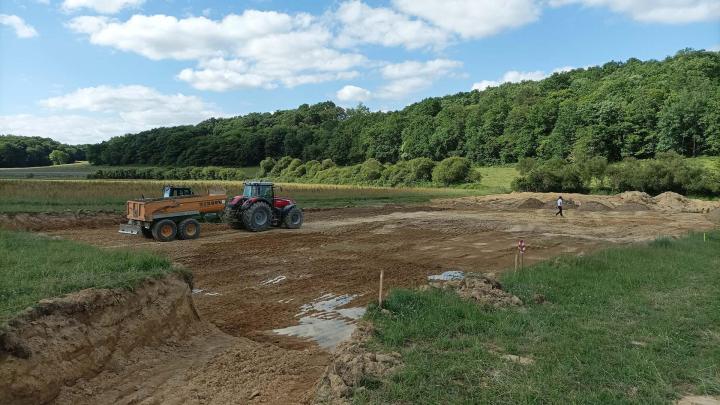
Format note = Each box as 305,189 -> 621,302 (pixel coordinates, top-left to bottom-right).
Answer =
0,135 -> 86,167
85,49 -> 720,167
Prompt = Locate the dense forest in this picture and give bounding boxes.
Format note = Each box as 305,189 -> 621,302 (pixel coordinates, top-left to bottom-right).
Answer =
0,135 -> 86,167
84,50 -> 720,167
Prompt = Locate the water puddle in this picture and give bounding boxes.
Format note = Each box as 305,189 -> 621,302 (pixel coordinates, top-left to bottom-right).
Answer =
273,293 -> 366,350
260,276 -> 286,286
192,288 -> 222,296
428,270 -> 465,281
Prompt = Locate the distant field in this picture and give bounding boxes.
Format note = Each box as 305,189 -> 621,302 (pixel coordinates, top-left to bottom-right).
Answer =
0,179 -> 488,213
0,162 -> 260,179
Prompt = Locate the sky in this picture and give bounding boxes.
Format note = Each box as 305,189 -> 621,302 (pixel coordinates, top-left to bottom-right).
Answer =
0,0 -> 718,145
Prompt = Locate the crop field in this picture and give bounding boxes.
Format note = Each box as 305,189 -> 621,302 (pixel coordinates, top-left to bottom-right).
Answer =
0,179 -> 486,213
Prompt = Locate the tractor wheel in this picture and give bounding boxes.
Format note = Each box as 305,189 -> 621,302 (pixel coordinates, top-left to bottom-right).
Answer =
242,202 -> 271,232
224,207 -> 244,229
151,219 -> 177,242
178,218 -> 201,240
283,207 -> 303,229
140,227 -> 153,239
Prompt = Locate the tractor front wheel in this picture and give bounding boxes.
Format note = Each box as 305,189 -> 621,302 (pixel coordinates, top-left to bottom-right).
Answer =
283,207 -> 303,229
152,219 -> 177,242
178,218 -> 201,240
242,202 -> 271,232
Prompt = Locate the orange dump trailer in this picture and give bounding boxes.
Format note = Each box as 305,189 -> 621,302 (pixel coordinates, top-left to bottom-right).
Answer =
119,187 -> 227,242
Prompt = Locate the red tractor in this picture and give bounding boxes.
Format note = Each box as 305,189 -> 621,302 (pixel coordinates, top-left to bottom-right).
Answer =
223,181 -> 303,232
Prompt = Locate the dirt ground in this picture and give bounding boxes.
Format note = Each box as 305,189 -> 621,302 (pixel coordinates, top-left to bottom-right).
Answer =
26,192 -> 719,404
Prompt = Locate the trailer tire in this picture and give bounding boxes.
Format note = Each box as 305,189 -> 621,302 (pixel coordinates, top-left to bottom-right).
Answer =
141,227 -> 153,239
283,207 -> 303,229
178,218 -> 201,240
242,202 -> 271,232
152,219 -> 177,242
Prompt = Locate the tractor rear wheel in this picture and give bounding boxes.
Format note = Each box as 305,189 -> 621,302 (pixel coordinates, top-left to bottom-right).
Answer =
152,219 -> 177,242
242,202 -> 271,232
140,227 -> 153,239
178,218 -> 201,240
283,207 -> 303,229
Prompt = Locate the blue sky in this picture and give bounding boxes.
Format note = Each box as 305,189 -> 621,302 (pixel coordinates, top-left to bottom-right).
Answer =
1,0 -> 718,144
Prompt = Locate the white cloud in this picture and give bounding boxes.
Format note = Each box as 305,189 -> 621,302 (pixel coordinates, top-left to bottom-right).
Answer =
391,0 -> 540,39
549,0 -> 720,23
68,11 -> 366,91
0,85 -> 221,144
336,85 -> 372,102
471,67 -> 575,91
335,1 -> 449,49
378,59 -> 462,99
62,0 -> 145,14
0,14 -> 39,38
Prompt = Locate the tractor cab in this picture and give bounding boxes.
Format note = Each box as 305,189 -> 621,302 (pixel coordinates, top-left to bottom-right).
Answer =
242,181 -> 274,201
163,186 -> 194,198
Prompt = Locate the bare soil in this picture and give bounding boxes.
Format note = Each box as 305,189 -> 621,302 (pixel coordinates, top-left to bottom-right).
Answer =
6,192 -> 718,404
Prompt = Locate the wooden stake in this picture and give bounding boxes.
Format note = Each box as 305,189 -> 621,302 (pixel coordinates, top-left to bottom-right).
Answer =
520,252 -> 524,270
378,269 -> 384,308
514,252 -> 518,272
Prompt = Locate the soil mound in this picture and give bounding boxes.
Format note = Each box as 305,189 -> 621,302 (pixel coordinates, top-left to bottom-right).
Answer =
616,202 -> 651,211
578,201 -> 612,211
708,208 -> 720,224
0,274 -> 201,405
427,272 -> 522,307
517,198 -> 545,209
314,322 -> 401,404
0,211 -> 123,232
619,191 -> 654,206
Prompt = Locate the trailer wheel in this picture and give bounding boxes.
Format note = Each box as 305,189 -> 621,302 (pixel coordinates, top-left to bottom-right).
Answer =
141,227 -> 153,239
242,202 -> 271,232
178,218 -> 201,240
283,207 -> 303,229
152,219 -> 177,242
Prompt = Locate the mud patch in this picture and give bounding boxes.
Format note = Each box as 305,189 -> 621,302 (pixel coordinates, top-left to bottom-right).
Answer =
0,274 -> 200,405
314,322 -> 401,405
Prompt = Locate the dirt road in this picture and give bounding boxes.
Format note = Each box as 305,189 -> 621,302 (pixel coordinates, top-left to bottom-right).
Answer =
43,192 -> 718,404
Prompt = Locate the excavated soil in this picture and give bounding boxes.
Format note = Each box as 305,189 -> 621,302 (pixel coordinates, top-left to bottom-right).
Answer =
3,192 -> 719,404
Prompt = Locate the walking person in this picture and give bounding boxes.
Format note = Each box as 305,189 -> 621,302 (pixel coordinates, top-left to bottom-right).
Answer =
556,196 -> 564,217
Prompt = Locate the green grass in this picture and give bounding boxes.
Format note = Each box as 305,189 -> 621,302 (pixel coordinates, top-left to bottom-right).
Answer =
0,229 -> 183,323
359,231 -> 720,404
0,179 -> 488,213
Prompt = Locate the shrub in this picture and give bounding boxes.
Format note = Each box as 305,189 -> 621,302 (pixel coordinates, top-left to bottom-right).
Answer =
359,158 -> 384,181
259,157 -> 276,176
321,158 -> 336,170
270,156 -> 293,176
432,157 -> 471,185
281,158 -> 303,177
407,158 -> 435,182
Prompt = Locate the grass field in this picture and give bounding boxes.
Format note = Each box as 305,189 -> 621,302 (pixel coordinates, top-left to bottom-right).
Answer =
0,179 -> 487,213
0,162 -> 261,180
359,231 -> 720,404
0,230 -> 182,323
